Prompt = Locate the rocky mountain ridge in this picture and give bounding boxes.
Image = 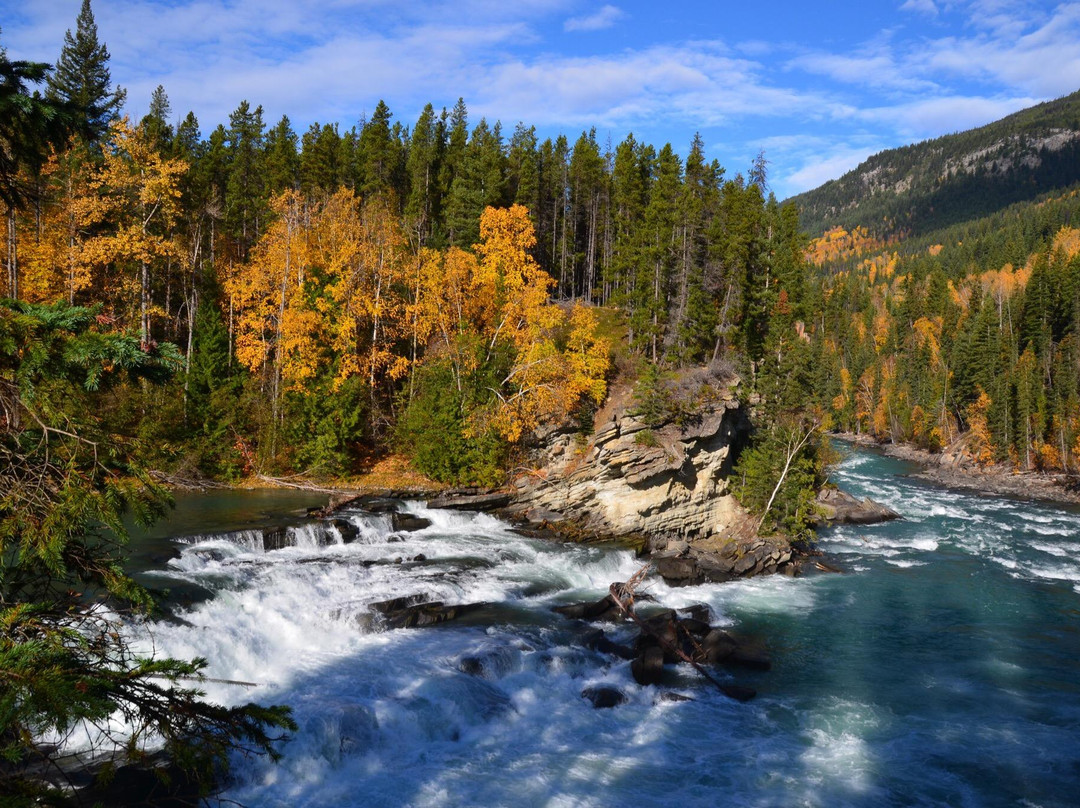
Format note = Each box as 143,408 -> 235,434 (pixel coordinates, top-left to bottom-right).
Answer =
790,89 -> 1080,238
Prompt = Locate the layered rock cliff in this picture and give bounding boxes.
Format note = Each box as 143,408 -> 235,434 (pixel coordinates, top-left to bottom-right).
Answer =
505,376 -> 801,583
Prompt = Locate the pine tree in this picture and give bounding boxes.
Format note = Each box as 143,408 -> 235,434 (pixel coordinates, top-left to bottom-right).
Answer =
0,48 -> 79,210
358,100 -> 401,198
140,84 -> 172,152
405,104 -> 444,245
225,101 -> 266,257
507,123 -> 539,216
46,0 -> 126,144
263,115 -> 299,195
0,300 -> 294,801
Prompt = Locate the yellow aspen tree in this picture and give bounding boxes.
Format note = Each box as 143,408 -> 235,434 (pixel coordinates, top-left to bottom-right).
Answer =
473,207 -> 609,442
966,388 -> 996,465
320,191 -> 411,390
85,118 -> 186,343
226,190 -> 311,417
11,151 -> 103,305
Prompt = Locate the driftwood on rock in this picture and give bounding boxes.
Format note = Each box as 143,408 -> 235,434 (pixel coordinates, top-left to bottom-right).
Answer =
605,565 -> 758,702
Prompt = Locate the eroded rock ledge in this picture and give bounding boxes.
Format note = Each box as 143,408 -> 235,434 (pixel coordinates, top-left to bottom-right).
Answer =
497,378 -> 806,583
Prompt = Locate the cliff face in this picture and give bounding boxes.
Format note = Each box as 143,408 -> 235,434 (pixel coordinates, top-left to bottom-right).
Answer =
508,379 -> 800,582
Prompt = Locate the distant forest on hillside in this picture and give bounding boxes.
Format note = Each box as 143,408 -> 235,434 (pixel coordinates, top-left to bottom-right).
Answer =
791,90 -> 1080,239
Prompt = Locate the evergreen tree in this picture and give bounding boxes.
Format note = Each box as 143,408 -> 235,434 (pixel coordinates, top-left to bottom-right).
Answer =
405,103 -> 444,244
225,100 -> 266,256
0,300 -> 294,803
46,0 -> 125,144
507,123 -> 539,216
0,47 -> 79,210
567,130 -> 605,300
139,84 -> 172,152
358,100 -> 401,198
263,115 -> 299,195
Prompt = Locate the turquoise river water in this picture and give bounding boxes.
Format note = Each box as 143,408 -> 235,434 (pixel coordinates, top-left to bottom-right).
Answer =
114,447 -> 1080,807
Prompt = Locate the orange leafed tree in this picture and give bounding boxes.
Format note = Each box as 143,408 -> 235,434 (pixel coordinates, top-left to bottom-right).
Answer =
83,118 -> 187,342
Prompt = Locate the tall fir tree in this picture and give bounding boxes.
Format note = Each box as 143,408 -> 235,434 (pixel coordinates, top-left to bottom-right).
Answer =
46,0 -> 126,144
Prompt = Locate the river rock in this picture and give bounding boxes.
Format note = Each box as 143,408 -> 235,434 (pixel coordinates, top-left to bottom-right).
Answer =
427,491 -> 512,511
720,684 -> 757,702
391,512 -> 432,532
581,686 -> 627,709
331,518 -> 361,544
678,603 -> 713,623
377,600 -> 485,629
581,629 -> 636,660
262,525 -> 292,551
702,629 -> 738,664
523,507 -> 568,524
815,488 -> 899,525
552,594 -> 623,621
77,753 -> 200,808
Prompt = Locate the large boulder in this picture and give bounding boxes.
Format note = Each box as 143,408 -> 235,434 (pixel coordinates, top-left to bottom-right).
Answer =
815,488 -> 899,525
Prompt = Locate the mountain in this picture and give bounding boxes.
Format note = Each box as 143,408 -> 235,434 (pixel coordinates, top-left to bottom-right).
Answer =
789,89 -> 1080,239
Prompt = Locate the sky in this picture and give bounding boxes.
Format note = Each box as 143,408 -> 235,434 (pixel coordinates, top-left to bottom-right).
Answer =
3,0 -> 1080,199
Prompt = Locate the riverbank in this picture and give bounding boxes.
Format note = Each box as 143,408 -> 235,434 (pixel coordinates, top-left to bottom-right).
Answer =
832,432 -> 1080,505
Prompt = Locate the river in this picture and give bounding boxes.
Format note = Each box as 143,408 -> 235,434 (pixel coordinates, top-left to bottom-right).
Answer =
122,448 -> 1080,807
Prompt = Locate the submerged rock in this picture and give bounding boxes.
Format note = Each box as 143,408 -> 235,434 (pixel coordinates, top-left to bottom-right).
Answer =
581,686 -> 627,709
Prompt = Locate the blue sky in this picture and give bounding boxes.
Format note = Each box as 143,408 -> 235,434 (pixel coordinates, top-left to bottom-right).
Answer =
3,0 -> 1080,198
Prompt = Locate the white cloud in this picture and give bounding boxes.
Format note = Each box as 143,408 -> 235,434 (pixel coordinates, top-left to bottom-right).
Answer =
914,4 -> 1080,96
754,135 -> 890,198
475,43 -> 818,131
787,50 -> 939,92
857,94 -> 1040,139
5,0 -> 1080,198
900,0 -> 939,16
564,4 -> 623,33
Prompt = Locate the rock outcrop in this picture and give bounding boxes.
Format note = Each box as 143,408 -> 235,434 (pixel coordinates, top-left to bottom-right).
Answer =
509,383 -> 750,542
505,375 -> 804,582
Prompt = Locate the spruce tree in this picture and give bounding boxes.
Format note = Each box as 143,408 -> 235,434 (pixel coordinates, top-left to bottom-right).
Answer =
263,115 -> 300,195
225,101 -> 266,256
46,0 -> 126,144
140,84 -> 172,151
405,103 -> 444,243
358,100 -> 401,197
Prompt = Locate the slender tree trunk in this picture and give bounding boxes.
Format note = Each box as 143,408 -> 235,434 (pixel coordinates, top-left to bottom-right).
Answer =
140,261 -> 150,346
6,207 -> 16,301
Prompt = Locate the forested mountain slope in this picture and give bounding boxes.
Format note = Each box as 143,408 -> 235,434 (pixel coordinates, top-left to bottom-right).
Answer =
790,90 -> 1080,238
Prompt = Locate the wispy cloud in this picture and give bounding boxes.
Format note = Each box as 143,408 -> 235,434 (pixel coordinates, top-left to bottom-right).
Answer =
857,94 -> 1041,139
900,0 -> 939,16
477,43 -> 819,132
564,4 -> 623,33
756,134 -> 890,197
